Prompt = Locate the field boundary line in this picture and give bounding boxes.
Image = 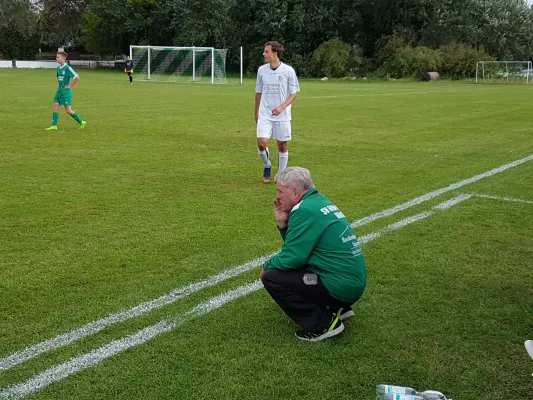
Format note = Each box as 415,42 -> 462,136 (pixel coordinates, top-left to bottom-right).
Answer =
1,154 -> 531,373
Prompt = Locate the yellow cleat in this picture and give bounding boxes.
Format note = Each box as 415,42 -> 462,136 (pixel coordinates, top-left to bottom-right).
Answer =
45,126 -> 58,131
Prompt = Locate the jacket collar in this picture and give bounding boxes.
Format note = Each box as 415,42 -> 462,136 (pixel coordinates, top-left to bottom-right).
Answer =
290,188 -> 318,212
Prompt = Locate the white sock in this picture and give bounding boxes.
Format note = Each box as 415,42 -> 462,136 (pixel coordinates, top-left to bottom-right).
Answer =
278,151 -> 289,173
258,148 -> 271,167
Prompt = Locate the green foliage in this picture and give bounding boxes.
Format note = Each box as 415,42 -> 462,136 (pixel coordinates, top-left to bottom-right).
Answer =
312,39 -> 365,78
38,0 -> 88,46
0,0 -> 38,59
376,36 -> 441,79
439,43 -> 495,79
3,0 -> 533,76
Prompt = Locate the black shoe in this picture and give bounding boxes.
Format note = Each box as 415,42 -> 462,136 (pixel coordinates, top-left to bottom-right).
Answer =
295,316 -> 345,342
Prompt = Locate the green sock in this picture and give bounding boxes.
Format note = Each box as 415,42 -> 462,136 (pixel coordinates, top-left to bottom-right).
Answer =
52,112 -> 59,126
71,113 -> 83,124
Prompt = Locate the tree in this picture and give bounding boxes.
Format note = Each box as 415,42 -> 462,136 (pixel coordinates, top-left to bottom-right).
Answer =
0,0 -> 39,59
37,0 -> 88,47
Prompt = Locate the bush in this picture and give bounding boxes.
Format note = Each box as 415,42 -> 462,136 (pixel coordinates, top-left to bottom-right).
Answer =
376,36 -> 442,78
285,52 -> 313,77
439,43 -> 495,79
312,39 -> 364,78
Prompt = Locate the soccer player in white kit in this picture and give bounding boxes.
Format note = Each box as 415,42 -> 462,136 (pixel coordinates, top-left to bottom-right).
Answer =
255,41 -> 300,183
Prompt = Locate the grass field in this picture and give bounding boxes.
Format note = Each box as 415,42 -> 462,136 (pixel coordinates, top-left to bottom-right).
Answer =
0,69 -> 532,400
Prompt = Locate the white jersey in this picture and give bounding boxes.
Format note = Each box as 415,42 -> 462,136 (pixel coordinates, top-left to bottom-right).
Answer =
255,62 -> 300,121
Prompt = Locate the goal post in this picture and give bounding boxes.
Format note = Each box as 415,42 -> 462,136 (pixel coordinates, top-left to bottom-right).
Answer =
476,61 -> 532,84
129,45 -> 234,84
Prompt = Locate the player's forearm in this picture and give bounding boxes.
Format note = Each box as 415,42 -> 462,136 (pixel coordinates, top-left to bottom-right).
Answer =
280,93 -> 297,110
255,93 -> 262,113
68,77 -> 80,88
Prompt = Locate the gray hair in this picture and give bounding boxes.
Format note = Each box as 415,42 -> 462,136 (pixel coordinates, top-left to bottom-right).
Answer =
276,167 -> 315,191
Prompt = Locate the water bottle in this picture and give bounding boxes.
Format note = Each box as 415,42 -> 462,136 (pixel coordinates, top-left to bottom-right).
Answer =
384,394 -> 423,400
419,390 -> 452,400
376,385 -> 418,400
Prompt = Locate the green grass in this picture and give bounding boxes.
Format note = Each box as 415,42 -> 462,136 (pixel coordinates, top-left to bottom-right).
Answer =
0,69 -> 532,399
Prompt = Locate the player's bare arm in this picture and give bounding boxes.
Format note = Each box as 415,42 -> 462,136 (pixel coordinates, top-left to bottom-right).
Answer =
272,93 -> 297,116
255,93 -> 262,122
65,76 -> 80,90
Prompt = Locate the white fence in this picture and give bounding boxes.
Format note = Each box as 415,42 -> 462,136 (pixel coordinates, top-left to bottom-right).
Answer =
15,61 -> 57,68
0,60 -> 119,69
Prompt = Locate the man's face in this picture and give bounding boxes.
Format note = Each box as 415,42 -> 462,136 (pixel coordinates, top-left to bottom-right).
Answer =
56,53 -> 65,65
276,182 -> 300,212
263,45 -> 275,64
126,56 -> 130,60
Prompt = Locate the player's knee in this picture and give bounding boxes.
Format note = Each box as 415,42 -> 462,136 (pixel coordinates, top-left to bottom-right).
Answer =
257,141 -> 268,151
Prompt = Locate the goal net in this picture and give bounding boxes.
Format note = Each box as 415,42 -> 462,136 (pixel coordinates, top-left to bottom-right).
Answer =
130,46 -> 228,84
476,61 -> 532,84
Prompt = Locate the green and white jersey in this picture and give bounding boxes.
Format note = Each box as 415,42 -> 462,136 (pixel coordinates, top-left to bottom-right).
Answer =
264,188 -> 367,303
57,63 -> 78,90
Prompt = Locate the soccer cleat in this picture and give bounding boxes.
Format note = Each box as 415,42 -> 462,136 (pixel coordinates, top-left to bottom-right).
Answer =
263,166 -> 272,183
45,125 -> 58,131
295,314 -> 345,342
79,121 -> 87,130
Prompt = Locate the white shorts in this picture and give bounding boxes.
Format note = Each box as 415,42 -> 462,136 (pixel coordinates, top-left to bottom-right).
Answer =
256,118 -> 292,141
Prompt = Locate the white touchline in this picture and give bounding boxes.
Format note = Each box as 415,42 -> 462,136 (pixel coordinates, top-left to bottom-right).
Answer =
0,253 -> 276,372
358,194 -> 472,244
0,282 -> 264,400
470,193 -> 533,205
1,155 -> 531,373
351,154 -> 533,228
303,91 -> 445,99
0,194 -> 478,398
433,194 -> 473,210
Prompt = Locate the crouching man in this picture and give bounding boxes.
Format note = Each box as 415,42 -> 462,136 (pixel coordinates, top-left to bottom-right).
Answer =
260,167 -> 367,341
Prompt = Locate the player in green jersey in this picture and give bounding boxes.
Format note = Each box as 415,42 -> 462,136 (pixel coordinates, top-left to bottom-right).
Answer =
45,51 -> 87,131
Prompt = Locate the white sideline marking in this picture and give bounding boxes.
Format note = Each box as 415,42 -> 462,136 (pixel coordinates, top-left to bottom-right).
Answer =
471,193 -> 533,205
304,91 -> 444,99
351,154 -> 533,228
0,253 -> 275,372
358,194 -> 471,244
1,154 -> 531,373
359,211 -> 433,244
433,194 -> 473,210
0,282 -> 264,400
0,194 -> 475,398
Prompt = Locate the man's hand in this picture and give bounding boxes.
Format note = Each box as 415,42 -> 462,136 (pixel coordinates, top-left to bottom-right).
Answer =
255,111 -> 259,123
64,85 -> 71,89
274,198 -> 289,229
259,266 -> 265,280
271,106 -> 284,116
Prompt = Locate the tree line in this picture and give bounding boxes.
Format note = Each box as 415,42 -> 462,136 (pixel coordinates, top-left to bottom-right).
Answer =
1,0 -> 533,78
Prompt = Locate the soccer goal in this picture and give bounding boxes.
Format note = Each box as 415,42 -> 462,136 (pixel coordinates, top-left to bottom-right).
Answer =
130,45 -> 230,84
476,61 -> 532,84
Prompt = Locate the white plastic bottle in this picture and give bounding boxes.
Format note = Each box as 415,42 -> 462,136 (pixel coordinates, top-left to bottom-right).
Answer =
376,385 -> 418,400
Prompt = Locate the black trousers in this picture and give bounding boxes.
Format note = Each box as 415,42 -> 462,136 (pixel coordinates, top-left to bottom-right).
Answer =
261,268 -> 353,332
